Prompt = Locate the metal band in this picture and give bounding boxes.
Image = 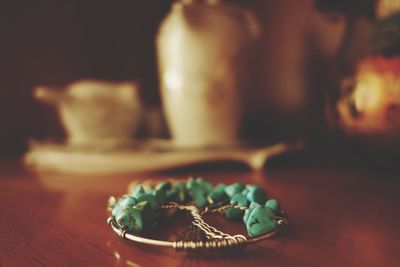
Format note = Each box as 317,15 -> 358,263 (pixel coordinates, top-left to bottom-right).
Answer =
107,203 -> 288,252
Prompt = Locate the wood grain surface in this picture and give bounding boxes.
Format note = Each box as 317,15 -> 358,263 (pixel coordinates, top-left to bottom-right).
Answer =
0,159 -> 399,267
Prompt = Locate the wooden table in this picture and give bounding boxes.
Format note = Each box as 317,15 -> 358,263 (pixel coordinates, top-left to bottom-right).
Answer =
0,159 -> 399,267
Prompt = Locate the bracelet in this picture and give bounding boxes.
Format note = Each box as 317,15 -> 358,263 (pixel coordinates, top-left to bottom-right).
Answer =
107,177 -> 288,252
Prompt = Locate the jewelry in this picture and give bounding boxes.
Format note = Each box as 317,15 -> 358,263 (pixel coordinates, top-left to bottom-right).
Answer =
107,177 -> 288,252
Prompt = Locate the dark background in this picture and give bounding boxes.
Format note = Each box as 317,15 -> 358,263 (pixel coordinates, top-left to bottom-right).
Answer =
1,0 -> 171,155
0,0 -> 375,157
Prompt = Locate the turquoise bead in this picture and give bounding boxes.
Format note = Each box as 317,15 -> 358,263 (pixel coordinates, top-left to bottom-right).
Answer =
187,177 -> 213,207
265,199 -> 280,214
225,183 -> 245,198
135,201 -> 156,229
112,196 -> 124,207
154,189 -> 167,205
116,207 -> 143,233
195,177 -> 213,193
191,188 -> 208,208
241,188 -> 249,196
172,182 -> 190,203
137,194 -> 158,208
119,196 -> 137,208
112,200 -> 123,217
177,190 -> 188,203
132,185 -> 146,198
115,201 -> 155,233
246,186 -> 268,204
243,201 -> 261,224
176,182 -> 188,202
166,188 -> 178,201
246,184 -> 257,190
175,182 -> 186,191
155,181 -> 172,192
208,183 -> 228,203
186,177 -> 197,190
246,206 -> 277,237
111,178 -> 281,238
112,196 -> 137,217
187,177 -> 212,194
145,188 -> 154,194
225,193 -> 249,220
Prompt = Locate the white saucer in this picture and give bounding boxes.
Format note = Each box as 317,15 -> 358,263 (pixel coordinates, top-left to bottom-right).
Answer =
24,139 -> 303,175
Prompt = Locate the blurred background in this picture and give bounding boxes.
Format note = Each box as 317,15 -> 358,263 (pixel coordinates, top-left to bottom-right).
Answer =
0,0 -> 377,158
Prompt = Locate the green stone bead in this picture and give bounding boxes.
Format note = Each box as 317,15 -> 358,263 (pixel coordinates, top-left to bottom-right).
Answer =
132,185 -> 146,198
187,177 -> 210,195
177,189 -> 189,203
112,196 -> 138,217
195,177 -> 213,193
190,188 -> 208,208
134,201 -> 156,230
246,184 -> 257,190
231,193 -> 248,206
115,207 -> 143,234
113,196 -> 127,207
246,186 -> 268,204
243,201 -> 261,224
111,196 -> 126,216
188,178 -> 215,207
116,201 -> 156,233
265,199 -> 280,214
246,206 -> 277,237
241,188 -> 249,196
154,189 -> 167,205
208,183 -> 228,203
166,188 -> 178,201
145,188 -> 154,194
186,177 -> 196,189
225,183 -> 245,198
174,182 -> 189,203
120,196 -> 137,208
155,181 -> 172,192
137,194 -> 158,208
225,193 -> 249,220
175,182 -> 187,191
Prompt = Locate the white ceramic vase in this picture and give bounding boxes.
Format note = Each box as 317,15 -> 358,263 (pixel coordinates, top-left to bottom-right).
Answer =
157,1 -> 260,148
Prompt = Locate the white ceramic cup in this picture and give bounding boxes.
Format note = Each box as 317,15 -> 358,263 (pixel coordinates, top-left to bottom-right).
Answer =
34,80 -> 143,145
